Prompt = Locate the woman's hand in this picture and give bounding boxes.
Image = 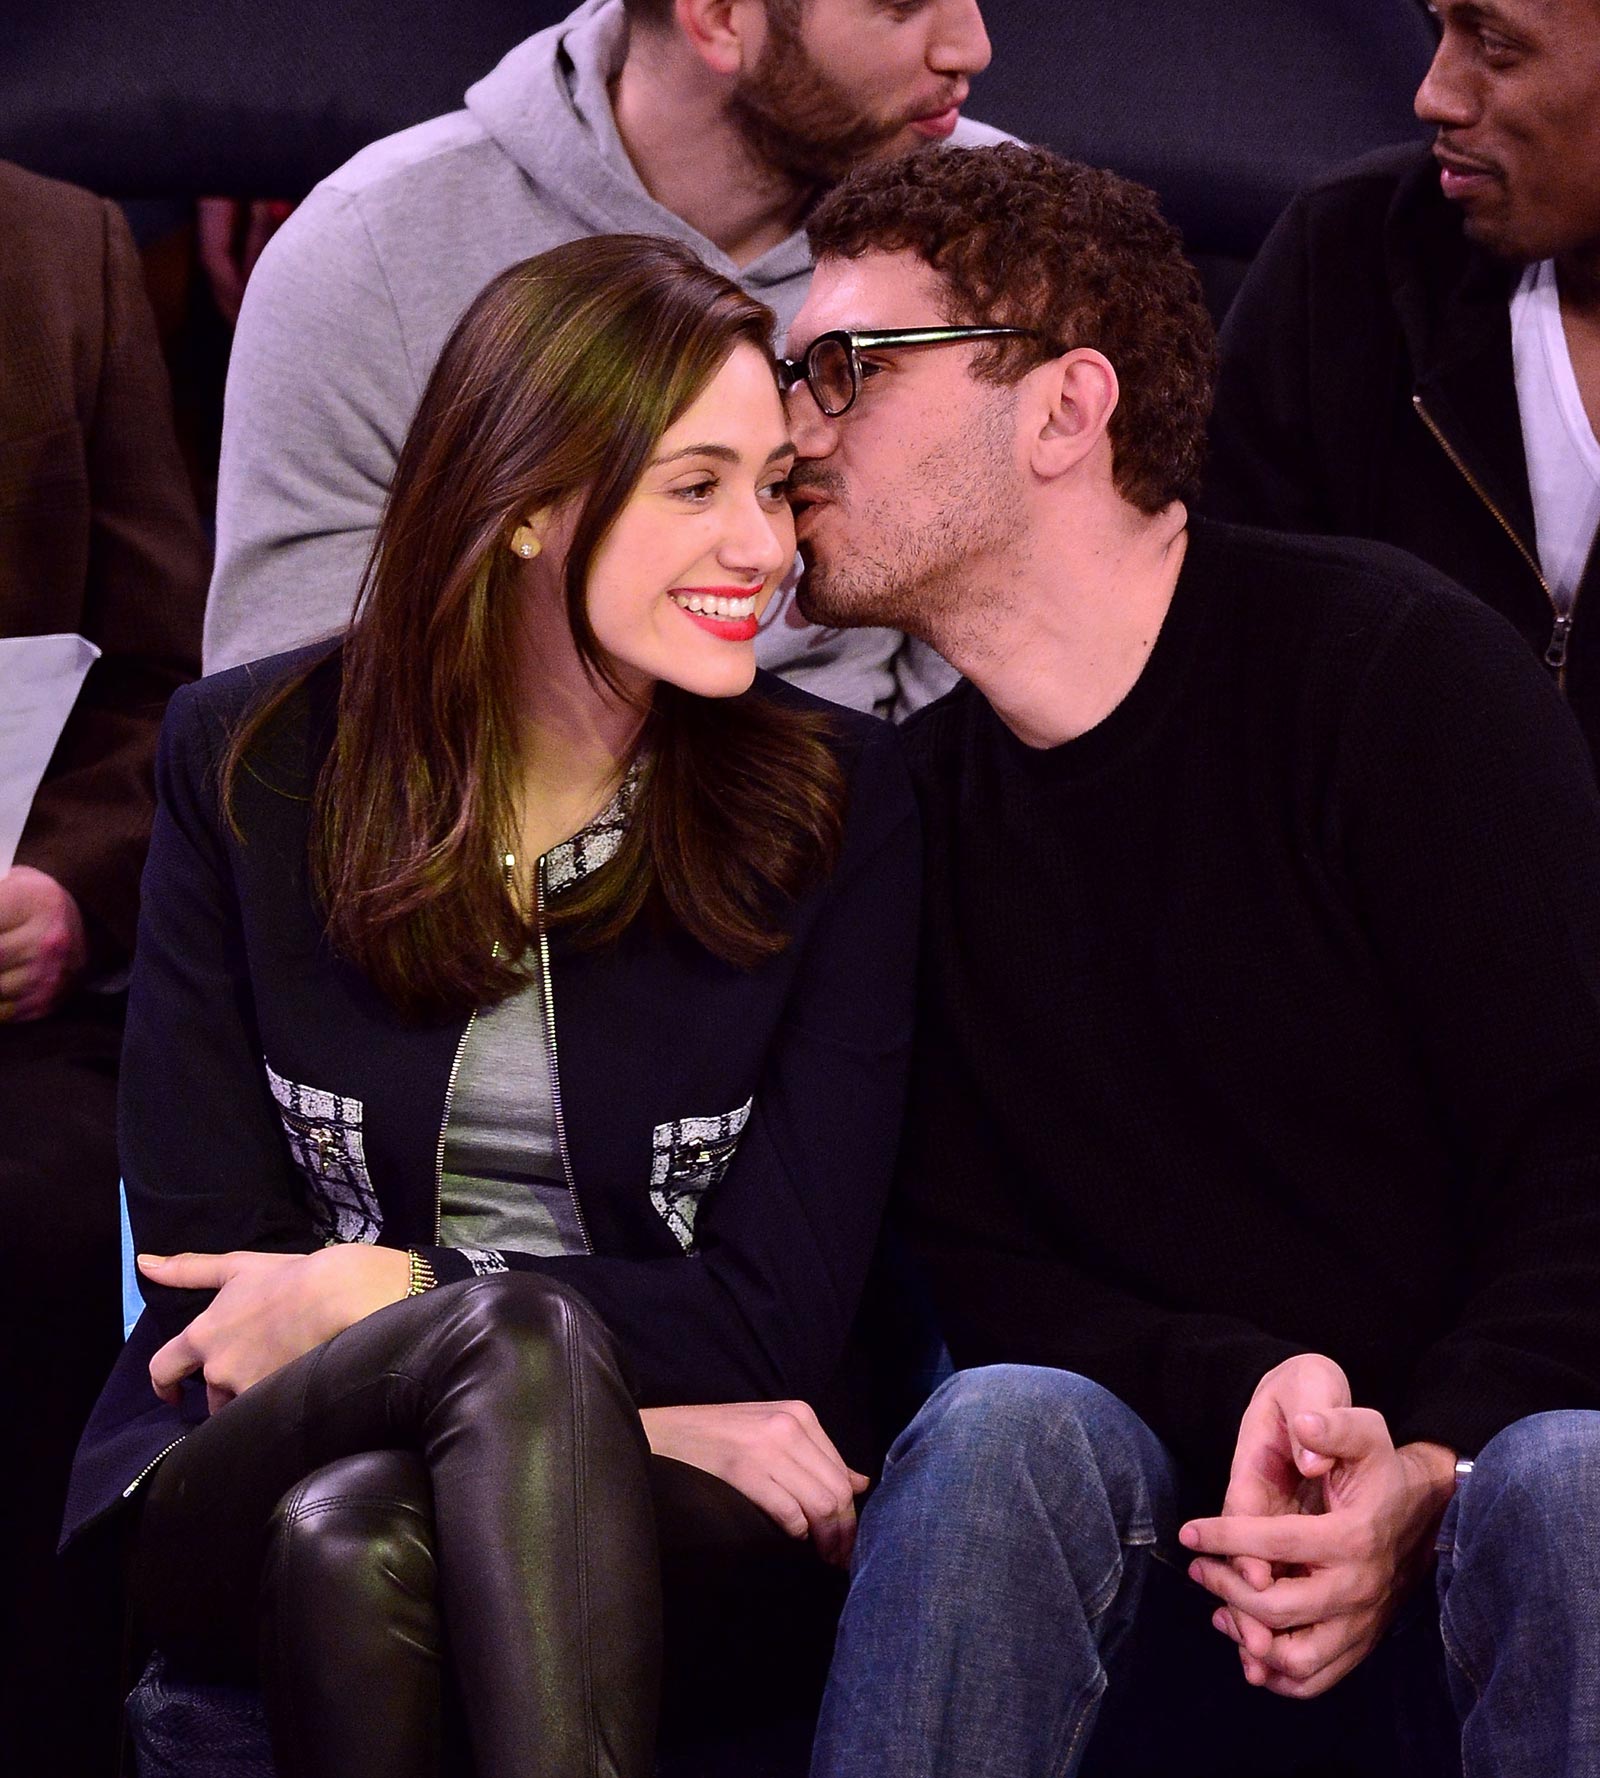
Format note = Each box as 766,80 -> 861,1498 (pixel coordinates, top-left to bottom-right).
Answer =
640,1400 -> 871,1568
140,1245 -> 411,1414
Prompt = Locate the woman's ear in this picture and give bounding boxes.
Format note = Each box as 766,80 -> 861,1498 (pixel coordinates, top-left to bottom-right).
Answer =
1029,349 -> 1120,483
510,512 -> 547,561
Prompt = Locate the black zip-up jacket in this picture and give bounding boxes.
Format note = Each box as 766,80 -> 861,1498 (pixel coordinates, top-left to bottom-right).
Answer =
65,650 -> 919,1539
1208,142 -> 1600,761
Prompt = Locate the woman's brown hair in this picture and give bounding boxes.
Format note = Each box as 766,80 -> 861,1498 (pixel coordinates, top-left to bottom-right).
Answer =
224,235 -> 843,1021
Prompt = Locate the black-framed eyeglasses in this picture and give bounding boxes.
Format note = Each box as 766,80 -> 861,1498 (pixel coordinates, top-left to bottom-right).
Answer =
776,326 -> 1054,418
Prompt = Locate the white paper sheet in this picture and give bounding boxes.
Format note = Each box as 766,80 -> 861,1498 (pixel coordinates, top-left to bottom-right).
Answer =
0,632 -> 102,872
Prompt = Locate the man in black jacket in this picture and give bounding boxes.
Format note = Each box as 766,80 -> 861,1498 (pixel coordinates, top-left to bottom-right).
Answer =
1208,0 -> 1600,761
782,142 -> 1600,1777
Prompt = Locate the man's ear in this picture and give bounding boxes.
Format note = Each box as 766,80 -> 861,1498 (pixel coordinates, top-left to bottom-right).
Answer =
1028,349 -> 1120,482
674,0 -> 765,77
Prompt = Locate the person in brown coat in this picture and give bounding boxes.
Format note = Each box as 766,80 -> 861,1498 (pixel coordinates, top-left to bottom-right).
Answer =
0,156 -> 205,1771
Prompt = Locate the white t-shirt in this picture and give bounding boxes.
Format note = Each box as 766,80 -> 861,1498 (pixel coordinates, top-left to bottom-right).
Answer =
1510,259 -> 1600,612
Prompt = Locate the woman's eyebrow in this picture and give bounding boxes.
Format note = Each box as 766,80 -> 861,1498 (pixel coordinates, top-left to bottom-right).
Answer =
650,441 -> 797,467
651,443 -> 739,467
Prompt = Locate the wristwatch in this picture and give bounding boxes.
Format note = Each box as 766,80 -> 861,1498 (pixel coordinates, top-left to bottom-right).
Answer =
1453,1456 -> 1475,1489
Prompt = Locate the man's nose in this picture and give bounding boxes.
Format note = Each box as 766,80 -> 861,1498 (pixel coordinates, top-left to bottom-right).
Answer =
785,381 -> 840,460
930,0 -> 993,79
1414,34 -> 1476,129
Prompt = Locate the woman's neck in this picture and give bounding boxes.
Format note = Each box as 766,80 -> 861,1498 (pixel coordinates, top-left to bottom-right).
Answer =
513,663 -> 647,869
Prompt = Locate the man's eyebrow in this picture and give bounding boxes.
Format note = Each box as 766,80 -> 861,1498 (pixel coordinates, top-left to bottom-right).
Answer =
650,442 -> 797,467
1440,0 -> 1519,27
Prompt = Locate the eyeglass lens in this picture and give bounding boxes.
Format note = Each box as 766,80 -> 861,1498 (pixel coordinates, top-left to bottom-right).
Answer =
806,336 -> 856,416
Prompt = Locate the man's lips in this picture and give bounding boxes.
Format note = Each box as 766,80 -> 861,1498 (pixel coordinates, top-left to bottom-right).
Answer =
788,490 -> 831,532
908,85 -> 967,140
911,108 -> 960,140
1434,144 -> 1503,200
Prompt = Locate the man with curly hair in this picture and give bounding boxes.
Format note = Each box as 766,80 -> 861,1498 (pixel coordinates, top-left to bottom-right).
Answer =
782,142 -> 1600,1775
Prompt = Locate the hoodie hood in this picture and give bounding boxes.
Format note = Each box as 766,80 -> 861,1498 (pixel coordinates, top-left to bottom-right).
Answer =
464,0 -> 813,292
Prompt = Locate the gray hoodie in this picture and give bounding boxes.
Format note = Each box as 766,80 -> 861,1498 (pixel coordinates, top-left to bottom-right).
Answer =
204,0 -> 1006,713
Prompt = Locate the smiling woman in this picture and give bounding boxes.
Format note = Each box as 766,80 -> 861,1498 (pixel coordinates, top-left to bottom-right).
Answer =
65,235 -> 921,1778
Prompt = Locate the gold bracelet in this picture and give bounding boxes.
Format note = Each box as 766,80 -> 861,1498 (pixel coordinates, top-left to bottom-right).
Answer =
406,1248 -> 438,1298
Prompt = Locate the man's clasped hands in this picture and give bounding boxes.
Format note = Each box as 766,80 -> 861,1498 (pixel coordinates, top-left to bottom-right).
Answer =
1180,1354 -> 1458,1698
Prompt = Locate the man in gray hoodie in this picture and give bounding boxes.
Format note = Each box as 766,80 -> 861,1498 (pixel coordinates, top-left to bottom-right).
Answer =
204,0 -> 1000,715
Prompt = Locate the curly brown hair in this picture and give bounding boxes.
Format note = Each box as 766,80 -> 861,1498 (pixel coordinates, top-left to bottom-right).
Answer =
806,143 -> 1216,514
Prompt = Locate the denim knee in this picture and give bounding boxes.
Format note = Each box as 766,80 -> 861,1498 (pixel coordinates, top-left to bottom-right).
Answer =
890,1365 -> 1169,1544
1461,1410 -> 1600,1556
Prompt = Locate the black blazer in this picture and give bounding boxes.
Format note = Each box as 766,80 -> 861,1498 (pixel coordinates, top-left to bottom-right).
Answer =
66,651 -> 919,1538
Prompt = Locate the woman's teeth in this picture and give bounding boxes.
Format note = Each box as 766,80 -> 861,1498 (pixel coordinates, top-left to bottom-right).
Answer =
670,592 -> 757,618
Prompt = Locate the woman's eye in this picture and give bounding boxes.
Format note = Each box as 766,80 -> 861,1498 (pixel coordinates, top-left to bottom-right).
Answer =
760,476 -> 792,504
671,479 -> 717,504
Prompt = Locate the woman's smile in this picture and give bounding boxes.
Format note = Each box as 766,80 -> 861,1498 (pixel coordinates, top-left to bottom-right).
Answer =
668,583 -> 763,641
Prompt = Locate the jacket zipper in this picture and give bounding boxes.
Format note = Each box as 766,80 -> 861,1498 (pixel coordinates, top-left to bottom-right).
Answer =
536,857 -> 591,1253
122,1434 -> 187,1501
1412,396 -> 1576,683
433,1011 -> 476,1242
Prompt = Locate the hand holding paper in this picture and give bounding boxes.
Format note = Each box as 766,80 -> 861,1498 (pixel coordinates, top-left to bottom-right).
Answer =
0,867 -> 87,1019
0,634 -> 101,1017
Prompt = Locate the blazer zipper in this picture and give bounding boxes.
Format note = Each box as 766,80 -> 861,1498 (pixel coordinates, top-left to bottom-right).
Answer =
1412,395 -> 1576,683
122,1434 -> 188,1501
536,857 -> 592,1253
432,1011 -> 476,1242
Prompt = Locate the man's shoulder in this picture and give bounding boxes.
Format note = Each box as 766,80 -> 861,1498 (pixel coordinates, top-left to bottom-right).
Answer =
1288,141 -> 1435,223
1190,519 -> 1538,692
0,159 -> 111,298
899,680 -> 982,778
318,108 -> 497,204
0,157 -> 103,237
1267,141 -> 1471,295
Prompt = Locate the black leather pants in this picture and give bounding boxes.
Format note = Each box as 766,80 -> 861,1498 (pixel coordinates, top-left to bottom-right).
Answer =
131,1273 -> 665,1778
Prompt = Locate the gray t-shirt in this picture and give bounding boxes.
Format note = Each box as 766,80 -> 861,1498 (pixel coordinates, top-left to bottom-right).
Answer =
438,973 -> 589,1256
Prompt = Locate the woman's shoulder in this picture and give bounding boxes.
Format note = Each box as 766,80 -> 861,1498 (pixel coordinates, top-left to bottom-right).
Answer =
164,641 -> 343,763
747,669 -> 898,758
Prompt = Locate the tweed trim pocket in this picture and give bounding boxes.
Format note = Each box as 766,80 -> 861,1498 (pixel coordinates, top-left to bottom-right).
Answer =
265,1063 -> 382,1244
649,1098 -> 753,1252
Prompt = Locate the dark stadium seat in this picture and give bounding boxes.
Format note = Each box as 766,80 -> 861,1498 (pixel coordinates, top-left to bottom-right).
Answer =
3,0 -> 1435,300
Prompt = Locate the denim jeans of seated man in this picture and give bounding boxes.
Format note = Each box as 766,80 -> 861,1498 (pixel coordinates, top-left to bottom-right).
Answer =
807,1365 -> 1600,1778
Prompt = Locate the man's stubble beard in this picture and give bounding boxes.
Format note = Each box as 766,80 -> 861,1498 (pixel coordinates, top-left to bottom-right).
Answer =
728,5 -> 909,187
796,393 -> 1026,646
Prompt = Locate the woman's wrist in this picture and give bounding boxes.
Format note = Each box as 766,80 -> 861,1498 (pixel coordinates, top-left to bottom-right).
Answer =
306,1243 -> 413,1333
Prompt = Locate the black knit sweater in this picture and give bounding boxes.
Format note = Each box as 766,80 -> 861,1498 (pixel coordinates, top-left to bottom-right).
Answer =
899,517 -> 1600,1500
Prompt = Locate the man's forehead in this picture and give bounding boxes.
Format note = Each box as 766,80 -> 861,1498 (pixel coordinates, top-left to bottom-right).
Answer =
788,250 -> 947,351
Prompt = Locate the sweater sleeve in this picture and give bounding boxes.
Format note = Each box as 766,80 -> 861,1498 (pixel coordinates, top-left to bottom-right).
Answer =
204,188 -> 413,673
1334,590 -> 1600,1456
415,724 -> 922,1408
120,684 -> 323,1345
899,995 -> 1303,1492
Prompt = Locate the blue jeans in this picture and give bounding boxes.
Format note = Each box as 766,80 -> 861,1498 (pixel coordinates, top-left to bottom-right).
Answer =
809,1366 -> 1600,1778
